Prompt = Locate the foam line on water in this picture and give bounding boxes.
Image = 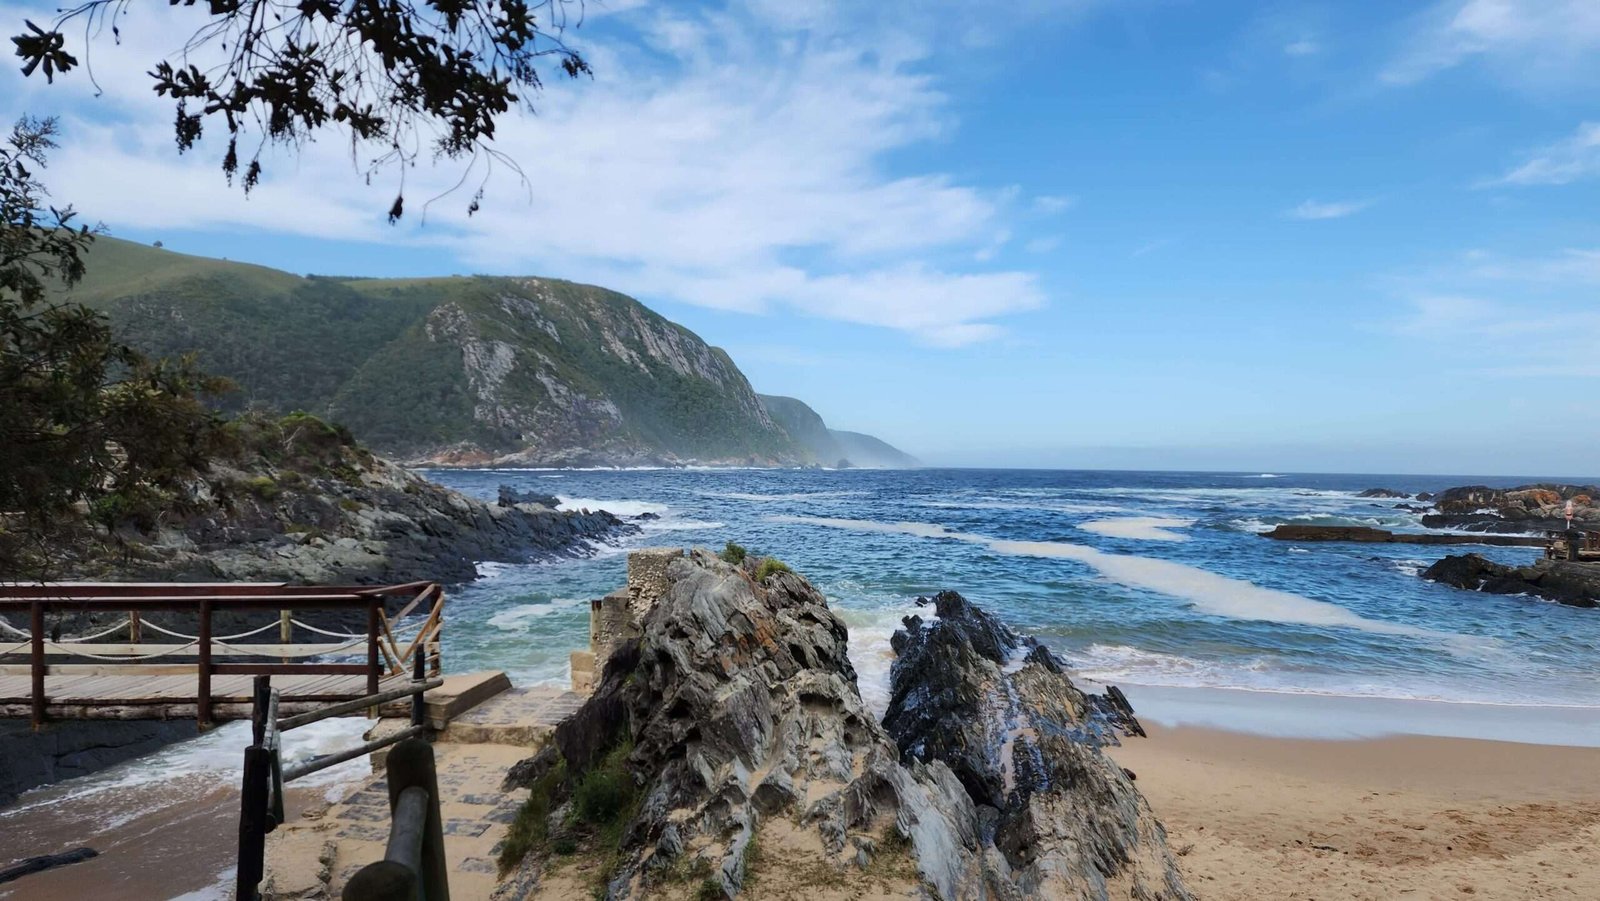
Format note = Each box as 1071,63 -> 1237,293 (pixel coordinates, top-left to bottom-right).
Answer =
771,515 -> 1447,639
1078,517 -> 1194,541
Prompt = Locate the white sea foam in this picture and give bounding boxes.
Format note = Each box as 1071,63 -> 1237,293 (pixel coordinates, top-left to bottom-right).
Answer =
772,515 -> 1448,639
556,496 -> 670,518
487,598 -> 588,629
640,518 -> 725,532
1078,517 -> 1194,541
913,499 -> 1134,515
701,490 -> 866,502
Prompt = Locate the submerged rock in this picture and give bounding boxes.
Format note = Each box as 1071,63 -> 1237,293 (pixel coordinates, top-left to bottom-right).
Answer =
501,553 -> 1187,900
1422,554 -> 1600,609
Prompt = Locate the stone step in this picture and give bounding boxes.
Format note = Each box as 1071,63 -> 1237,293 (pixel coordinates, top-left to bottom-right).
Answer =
440,685 -> 586,746
376,670 -> 511,729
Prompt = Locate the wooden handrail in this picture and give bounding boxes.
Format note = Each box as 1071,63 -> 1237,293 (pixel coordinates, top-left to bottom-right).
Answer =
236,652 -> 443,901
5,582 -> 445,731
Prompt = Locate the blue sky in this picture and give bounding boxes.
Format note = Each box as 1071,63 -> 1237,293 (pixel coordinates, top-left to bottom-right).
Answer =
4,0 -> 1600,476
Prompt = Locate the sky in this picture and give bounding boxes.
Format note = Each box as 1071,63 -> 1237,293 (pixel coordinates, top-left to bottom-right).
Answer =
3,0 -> 1600,476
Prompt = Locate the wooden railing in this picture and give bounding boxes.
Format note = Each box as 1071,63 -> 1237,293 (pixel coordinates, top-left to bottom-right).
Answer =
236,652 -> 449,901
0,582 -> 444,728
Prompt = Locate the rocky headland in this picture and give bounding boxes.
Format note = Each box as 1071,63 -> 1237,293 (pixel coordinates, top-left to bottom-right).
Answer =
1421,554 -> 1600,609
495,548 -> 1187,900
23,414 -> 637,588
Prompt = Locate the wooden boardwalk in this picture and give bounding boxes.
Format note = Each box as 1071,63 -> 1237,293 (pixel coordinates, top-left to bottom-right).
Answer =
0,671 -> 417,722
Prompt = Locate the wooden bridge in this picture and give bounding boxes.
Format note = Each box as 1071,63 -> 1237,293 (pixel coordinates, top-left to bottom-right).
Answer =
0,582 -> 444,728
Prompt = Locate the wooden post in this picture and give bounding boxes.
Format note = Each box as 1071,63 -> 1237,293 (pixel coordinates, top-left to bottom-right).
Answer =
411,650 -> 427,728
236,743 -> 271,901
198,599 -> 213,730
385,738 -> 450,901
29,601 -> 44,730
279,609 -> 291,664
367,600 -> 381,698
129,611 -> 141,644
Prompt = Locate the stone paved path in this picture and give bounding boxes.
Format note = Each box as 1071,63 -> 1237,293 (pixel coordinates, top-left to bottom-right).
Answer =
262,684 -> 585,899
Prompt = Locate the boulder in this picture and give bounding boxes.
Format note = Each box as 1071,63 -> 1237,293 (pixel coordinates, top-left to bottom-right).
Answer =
1422,554 -> 1600,609
1357,488 -> 1410,499
884,590 -> 1181,899
497,485 -> 563,509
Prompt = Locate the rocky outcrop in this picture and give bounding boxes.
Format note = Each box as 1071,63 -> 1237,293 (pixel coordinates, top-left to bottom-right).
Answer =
0,719 -> 196,808
1422,484 -> 1599,533
1357,488 -> 1410,499
500,551 -> 1186,900
29,416 -> 636,587
1422,554 -> 1600,609
884,591 -> 1180,899
1259,525 -> 1544,547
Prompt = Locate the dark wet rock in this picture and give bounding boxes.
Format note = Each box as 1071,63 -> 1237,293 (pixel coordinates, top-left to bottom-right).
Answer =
501,554 -> 1187,900
497,485 -> 562,509
0,719 -> 195,807
1422,554 -> 1599,609
632,512 -> 661,522
1357,488 -> 1410,499
1416,492 -> 1434,502
1259,525 -> 1543,547
883,589 -> 1182,900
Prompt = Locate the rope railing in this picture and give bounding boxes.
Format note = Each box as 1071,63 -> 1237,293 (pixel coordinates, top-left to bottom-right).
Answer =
2,582 -> 446,730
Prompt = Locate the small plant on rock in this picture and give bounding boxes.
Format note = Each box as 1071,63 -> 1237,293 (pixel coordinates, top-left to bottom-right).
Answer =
719,541 -> 748,565
754,557 -> 791,581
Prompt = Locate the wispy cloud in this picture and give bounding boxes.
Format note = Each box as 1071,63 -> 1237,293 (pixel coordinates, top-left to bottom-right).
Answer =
1283,39 -> 1320,57
1383,0 -> 1600,87
1032,194 -> 1075,214
0,1 -> 1068,347
1286,198 -> 1374,220
1486,122 -> 1600,186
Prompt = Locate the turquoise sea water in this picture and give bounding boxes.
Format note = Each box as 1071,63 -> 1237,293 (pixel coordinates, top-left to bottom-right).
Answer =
425,468 -> 1600,728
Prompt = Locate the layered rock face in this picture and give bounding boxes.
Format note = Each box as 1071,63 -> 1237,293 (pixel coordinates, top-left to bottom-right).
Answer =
502,552 -> 1187,900
885,591 -> 1181,900
1423,554 -> 1600,609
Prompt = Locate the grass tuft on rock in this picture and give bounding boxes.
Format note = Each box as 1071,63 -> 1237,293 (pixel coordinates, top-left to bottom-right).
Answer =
497,756 -> 567,875
754,557 -> 791,581
719,541 -> 747,565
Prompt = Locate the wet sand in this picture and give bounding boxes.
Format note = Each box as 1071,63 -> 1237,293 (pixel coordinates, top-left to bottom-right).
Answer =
1108,724 -> 1600,900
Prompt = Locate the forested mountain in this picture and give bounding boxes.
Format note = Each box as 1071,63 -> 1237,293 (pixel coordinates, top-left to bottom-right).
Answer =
62,238 -> 916,468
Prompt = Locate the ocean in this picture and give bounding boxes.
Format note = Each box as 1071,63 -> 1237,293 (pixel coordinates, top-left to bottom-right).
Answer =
430,467 -> 1600,725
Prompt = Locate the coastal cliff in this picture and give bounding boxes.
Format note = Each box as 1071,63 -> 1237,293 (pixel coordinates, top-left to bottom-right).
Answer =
61,238 -> 915,468
497,549 -> 1186,900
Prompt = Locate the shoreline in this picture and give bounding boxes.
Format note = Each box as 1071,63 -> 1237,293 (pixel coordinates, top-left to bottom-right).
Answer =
1108,682 -> 1600,747
1108,723 -> 1600,900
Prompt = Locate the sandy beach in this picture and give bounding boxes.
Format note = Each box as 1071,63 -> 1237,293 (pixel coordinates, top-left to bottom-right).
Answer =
1108,724 -> 1600,900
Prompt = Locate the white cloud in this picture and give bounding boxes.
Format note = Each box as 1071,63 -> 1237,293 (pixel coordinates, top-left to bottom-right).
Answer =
1024,236 -> 1061,254
1286,198 -> 1373,220
1384,0 -> 1600,86
0,0 -> 1053,346
1283,39 -> 1319,57
1032,194 -> 1075,214
1488,122 -> 1600,186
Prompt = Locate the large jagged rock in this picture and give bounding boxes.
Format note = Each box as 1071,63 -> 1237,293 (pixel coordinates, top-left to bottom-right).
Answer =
1422,554 -> 1600,609
501,553 -> 1188,900
884,591 -> 1183,900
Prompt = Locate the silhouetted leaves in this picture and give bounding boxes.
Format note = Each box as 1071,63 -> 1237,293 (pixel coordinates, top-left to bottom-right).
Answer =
12,1 -> 592,219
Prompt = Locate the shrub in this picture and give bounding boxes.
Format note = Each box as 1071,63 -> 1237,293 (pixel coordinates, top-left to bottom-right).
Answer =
497,756 -> 567,875
245,475 -> 279,500
754,557 -> 791,581
571,740 -> 638,842
719,541 -> 747,565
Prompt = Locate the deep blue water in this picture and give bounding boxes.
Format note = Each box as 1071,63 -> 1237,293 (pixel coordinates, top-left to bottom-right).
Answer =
423,468 -> 1600,715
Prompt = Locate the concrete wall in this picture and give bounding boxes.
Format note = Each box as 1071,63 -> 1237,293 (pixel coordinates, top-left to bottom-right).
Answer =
571,547 -> 683,693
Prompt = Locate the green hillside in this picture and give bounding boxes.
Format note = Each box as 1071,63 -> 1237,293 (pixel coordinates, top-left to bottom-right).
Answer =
58,237 -> 914,467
